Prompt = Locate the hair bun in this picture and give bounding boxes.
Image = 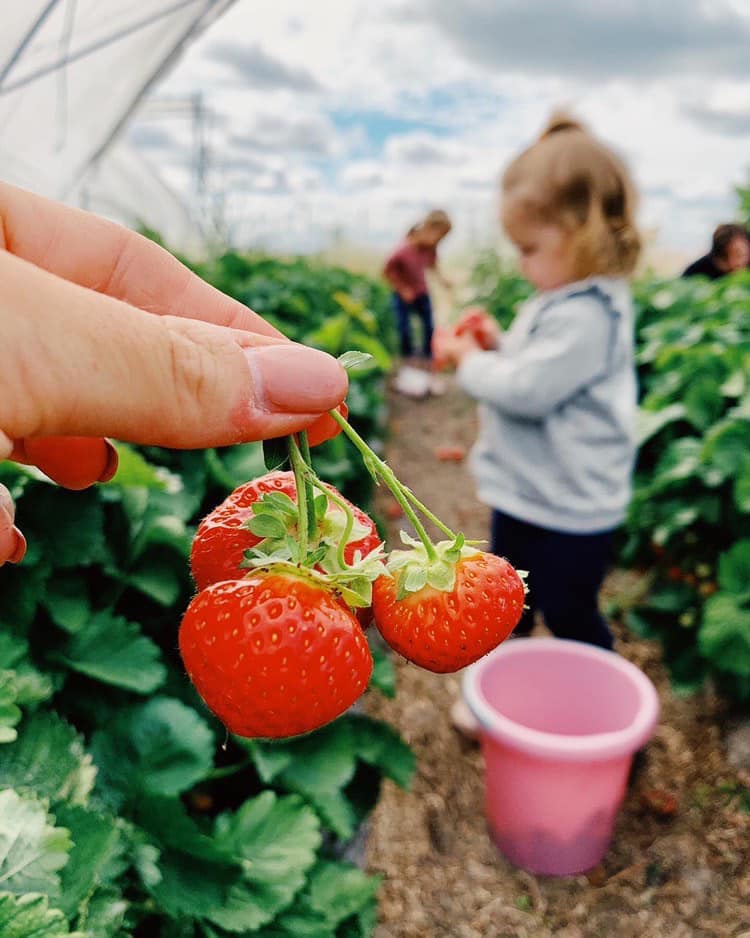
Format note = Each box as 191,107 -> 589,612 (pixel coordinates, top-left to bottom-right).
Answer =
540,111 -> 586,139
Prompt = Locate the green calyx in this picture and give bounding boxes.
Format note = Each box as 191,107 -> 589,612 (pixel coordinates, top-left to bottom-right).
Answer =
240,557 -> 386,610
240,490 -> 387,608
385,532 -> 484,600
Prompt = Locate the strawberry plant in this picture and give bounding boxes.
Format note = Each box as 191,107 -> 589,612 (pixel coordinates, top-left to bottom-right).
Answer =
0,254 -> 410,936
621,274 -> 750,700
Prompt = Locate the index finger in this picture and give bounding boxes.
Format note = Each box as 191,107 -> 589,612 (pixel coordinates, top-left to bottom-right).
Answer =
0,181 -> 281,337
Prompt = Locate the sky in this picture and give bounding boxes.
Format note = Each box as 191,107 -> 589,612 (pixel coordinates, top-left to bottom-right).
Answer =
127,0 -> 750,261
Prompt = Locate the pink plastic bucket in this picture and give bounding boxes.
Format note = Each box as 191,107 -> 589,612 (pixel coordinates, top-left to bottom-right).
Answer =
463,638 -> 659,876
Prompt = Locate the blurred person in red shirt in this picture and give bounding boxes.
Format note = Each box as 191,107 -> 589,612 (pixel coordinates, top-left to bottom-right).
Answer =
383,209 -> 452,360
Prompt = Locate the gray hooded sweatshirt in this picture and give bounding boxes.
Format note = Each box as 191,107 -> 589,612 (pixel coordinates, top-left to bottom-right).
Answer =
457,277 -> 637,534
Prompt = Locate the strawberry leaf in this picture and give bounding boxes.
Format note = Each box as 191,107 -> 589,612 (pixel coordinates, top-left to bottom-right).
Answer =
402,566 -> 428,593
0,789 -> 72,896
0,675 -> 21,743
247,514 -> 288,539
369,642 -> 396,698
337,351 -> 374,370
55,804 -> 122,920
210,791 -> 321,931
0,712 -> 96,806
91,698 -> 214,808
59,611 -> 166,695
0,893 -> 80,938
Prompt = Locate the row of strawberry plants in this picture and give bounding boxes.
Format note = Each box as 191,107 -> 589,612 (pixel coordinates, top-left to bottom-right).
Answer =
623,274 -> 750,701
469,254 -> 750,702
0,256 -> 410,936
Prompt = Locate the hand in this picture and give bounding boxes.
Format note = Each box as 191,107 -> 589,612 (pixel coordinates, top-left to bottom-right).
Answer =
455,306 -> 501,350
0,182 -> 348,566
399,287 -> 416,304
433,330 -> 483,368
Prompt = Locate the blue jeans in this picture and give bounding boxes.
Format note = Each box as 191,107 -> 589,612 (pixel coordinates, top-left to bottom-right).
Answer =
491,510 -> 615,649
393,292 -> 434,358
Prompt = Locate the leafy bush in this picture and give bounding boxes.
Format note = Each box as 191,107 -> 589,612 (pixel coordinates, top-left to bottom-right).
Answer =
623,274 -> 750,700
0,255 -> 412,936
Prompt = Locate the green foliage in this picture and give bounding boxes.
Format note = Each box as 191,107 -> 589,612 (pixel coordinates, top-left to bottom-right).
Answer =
622,273 -> 750,700
471,254 -> 750,701
0,253 -> 411,934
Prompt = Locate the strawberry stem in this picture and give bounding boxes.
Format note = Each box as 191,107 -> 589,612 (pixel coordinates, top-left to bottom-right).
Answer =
329,409 -> 439,561
287,436 -> 311,556
297,430 -> 317,536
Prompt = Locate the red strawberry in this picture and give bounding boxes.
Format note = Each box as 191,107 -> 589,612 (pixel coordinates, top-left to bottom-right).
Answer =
455,307 -> 498,350
372,551 -> 525,673
190,471 -> 381,591
179,572 -> 373,738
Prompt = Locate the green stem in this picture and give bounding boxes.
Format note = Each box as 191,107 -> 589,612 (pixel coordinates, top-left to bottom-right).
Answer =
291,457 -> 356,569
298,431 -> 317,536
329,410 -> 439,560
206,759 -> 253,781
288,437 -> 310,556
396,485 -> 456,539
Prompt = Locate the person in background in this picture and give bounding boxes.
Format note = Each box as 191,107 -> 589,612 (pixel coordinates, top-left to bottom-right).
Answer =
440,112 -> 641,664
0,182 -> 348,567
383,209 -> 453,361
682,223 -> 750,279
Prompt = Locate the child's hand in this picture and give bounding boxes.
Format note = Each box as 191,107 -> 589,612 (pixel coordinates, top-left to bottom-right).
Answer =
455,307 -> 501,350
432,329 -> 482,369
399,287 -> 417,303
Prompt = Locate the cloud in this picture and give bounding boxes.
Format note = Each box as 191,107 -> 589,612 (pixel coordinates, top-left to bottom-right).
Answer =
207,40 -> 322,91
340,161 -> 385,189
684,104 -> 750,137
230,112 -> 335,155
414,0 -> 750,79
384,132 -> 464,165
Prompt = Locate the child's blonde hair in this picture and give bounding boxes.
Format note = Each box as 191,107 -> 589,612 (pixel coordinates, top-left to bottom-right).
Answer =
501,112 -> 641,277
408,208 -> 452,238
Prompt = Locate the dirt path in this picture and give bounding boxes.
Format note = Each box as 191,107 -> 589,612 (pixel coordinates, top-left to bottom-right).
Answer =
363,375 -> 750,938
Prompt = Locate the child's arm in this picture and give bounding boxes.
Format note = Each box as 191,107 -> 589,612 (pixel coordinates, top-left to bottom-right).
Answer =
456,297 -> 612,418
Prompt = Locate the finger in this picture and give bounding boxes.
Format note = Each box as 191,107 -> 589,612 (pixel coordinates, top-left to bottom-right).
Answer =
0,485 -> 25,566
13,437 -> 118,490
0,251 -> 348,449
305,403 -> 349,447
0,181 -> 280,336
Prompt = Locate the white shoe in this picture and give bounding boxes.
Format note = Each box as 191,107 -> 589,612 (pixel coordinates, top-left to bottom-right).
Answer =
393,365 -> 432,398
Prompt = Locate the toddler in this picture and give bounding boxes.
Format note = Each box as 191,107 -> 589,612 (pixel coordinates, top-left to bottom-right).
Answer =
442,113 -> 641,652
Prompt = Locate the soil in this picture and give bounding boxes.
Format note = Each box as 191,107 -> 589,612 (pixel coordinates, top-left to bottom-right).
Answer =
363,372 -> 750,938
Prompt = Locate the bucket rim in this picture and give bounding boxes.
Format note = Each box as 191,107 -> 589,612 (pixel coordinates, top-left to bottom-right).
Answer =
462,637 -> 660,761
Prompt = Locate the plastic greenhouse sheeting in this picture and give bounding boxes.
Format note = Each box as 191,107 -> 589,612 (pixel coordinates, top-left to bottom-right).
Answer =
0,0 -> 234,248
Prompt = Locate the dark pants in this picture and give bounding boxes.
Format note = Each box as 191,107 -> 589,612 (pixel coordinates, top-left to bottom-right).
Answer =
393,292 -> 434,358
491,509 -> 615,650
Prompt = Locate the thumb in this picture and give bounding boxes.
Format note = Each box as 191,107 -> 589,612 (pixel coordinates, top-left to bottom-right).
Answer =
0,252 -> 348,449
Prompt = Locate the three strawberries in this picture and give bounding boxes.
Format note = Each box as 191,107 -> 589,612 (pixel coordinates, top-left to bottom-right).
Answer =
179,469 -> 525,740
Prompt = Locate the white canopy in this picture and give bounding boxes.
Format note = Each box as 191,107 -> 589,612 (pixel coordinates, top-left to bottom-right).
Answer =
0,0 -> 234,248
